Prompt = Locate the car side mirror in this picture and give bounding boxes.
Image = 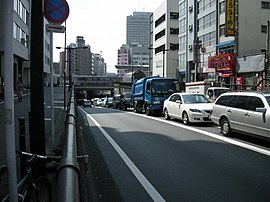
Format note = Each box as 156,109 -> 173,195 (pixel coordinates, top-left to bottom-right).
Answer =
176,100 -> 182,104
256,108 -> 267,113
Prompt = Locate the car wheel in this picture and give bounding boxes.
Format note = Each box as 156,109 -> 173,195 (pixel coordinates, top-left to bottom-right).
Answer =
182,112 -> 190,125
220,117 -> 231,136
164,109 -> 170,120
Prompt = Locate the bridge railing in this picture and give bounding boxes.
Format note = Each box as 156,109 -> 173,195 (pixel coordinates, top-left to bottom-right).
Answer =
56,86 -> 80,202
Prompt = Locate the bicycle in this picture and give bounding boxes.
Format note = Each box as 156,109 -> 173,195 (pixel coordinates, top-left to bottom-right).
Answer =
0,150 -> 60,202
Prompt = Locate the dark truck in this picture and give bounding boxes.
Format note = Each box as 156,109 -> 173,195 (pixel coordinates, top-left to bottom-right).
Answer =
113,92 -> 133,110
131,76 -> 178,115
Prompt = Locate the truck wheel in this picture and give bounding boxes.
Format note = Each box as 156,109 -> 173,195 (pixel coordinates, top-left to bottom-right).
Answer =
146,108 -> 152,116
145,104 -> 152,116
164,109 -> 170,120
182,112 -> 190,125
134,103 -> 139,113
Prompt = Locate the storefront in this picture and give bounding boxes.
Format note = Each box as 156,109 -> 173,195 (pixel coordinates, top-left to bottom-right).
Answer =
208,53 -> 236,88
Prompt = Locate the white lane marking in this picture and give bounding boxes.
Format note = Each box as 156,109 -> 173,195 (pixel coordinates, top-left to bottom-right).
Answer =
131,112 -> 270,157
86,113 -> 166,202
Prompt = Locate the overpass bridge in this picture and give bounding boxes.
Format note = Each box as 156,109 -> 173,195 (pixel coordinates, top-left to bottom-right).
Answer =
73,75 -> 132,99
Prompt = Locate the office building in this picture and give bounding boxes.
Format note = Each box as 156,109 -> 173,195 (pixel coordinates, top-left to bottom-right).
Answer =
151,0 -> 179,78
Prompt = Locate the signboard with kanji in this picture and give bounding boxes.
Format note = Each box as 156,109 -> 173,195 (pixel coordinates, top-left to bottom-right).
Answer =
225,0 -> 235,36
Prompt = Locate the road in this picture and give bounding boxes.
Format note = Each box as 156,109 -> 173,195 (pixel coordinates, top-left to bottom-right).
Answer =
77,106 -> 270,202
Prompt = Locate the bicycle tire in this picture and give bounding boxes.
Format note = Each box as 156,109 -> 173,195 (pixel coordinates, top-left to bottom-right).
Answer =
24,176 -> 52,202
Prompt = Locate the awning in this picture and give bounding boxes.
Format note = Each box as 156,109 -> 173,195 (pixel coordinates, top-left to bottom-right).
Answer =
216,40 -> 234,48
221,73 -> 233,78
236,54 -> 265,73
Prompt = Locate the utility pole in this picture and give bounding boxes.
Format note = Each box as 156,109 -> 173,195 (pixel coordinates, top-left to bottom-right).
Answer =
30,0 -> 46,176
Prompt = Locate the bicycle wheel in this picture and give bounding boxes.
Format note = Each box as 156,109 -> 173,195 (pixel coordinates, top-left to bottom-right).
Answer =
24,176 -> 52,202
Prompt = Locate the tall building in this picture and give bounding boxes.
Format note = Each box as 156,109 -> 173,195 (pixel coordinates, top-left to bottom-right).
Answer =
116,12 -> 152,78
75,36 -> 92,75
126,12 -> 152,47
93,53 -> 107,76
117,44 -> 129,77
151,0 -> 179,78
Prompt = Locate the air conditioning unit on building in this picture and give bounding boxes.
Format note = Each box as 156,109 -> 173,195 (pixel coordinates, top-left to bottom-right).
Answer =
188,25 -> 193,31
188,5 -> 193,12
188,45 -> 193,50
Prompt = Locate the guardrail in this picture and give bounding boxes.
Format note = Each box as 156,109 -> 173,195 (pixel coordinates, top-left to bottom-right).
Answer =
56,86 -> 80,201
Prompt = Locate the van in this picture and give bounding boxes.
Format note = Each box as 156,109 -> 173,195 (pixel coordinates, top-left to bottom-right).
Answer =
206,87 -> 230,102
211,92 -> 270,139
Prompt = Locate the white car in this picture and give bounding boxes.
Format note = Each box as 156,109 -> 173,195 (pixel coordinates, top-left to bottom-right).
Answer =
163,93 -> 213,125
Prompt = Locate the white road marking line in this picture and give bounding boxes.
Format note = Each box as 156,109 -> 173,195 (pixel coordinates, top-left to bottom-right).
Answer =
86,113 -> 166,202
131,112 -> 270,157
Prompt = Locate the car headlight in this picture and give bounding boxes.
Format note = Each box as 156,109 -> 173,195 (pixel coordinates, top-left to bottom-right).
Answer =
153,100 -> 161,104
189,109 -> 201,113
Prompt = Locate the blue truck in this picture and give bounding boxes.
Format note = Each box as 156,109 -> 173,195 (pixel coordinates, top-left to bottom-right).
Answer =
131,76 -> 178,115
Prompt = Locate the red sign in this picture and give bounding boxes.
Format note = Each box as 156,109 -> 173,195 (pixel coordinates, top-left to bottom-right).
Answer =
208,53 -> 235,72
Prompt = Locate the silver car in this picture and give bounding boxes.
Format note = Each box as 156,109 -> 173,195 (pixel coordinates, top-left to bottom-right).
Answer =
211,91 -> 270,138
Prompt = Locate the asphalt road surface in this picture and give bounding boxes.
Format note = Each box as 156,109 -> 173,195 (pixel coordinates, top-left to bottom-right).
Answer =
77,106 -> 270,202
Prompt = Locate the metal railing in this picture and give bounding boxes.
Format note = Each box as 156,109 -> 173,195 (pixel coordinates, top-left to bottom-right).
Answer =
56,86 -> 80,202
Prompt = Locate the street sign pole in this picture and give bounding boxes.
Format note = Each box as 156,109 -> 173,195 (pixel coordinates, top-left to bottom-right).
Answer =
30,0 -> 46,176
50,30 -> 55,148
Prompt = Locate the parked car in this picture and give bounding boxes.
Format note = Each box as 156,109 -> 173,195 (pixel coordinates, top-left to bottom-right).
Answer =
100,97 -> 107,107
76,99 -> 84,106
112,94 -> 123,109
206,87 -> 230,102
121,92 -> 133,110
211,91 -> 270,138
105,97 -> 114,108
163,93 -> 213,125
83,99 -> 92,108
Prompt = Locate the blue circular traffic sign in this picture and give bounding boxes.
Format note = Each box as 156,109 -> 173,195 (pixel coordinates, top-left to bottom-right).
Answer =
44,0 -> 69,24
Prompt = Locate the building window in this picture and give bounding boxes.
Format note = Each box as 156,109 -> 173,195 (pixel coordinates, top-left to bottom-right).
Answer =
262,1 -> 270,9
179,1 -> 186,17
179,36 -> 186,51
170,43 -> 179,51
199,31 -> 216,47
219,1 -> 225,13
179,18 -> 186,34
155,29 -> 165,41
219,24 -> 226,36
170,12 -> 179,20
198,11 -> 216,31
155,14 -> 166,27
170,28 -> 179,35
261,25 -> 268,33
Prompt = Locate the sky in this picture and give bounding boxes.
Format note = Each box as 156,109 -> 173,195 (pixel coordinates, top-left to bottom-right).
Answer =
53,0 -> 165,73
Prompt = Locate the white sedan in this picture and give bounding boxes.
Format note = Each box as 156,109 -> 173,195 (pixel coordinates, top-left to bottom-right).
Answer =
163,93 -> 213,125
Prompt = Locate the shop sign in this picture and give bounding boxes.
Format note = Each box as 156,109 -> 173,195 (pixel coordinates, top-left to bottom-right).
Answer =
208,53 -> 235,72
225,0 -> 235,36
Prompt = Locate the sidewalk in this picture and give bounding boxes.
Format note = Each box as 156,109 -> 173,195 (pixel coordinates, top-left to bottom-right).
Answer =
0,86 -> 67,200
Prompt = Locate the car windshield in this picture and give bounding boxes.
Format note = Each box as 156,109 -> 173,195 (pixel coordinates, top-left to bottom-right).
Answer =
152,80 -> 176,96
123,92 -> 132,98
265,95 -> 270,106
182,94 -> 211,104
214,89 -> 230,97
